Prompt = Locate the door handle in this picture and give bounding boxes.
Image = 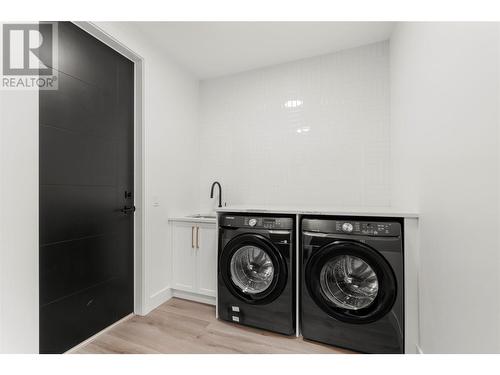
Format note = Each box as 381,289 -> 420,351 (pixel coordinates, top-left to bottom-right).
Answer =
120,205 -> 136,215
191,226 -> 194,248
196,226 -> 199,249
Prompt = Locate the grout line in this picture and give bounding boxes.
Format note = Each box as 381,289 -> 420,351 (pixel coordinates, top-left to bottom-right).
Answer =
40,232 -> 110,248
40,276 -> 119,308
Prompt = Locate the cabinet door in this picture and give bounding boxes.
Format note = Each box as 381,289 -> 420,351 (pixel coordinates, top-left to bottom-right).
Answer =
195,223 -> 217,297
171,222 -> 197,292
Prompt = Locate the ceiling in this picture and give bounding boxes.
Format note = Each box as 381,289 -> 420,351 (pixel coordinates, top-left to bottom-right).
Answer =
131,22 -> 395,80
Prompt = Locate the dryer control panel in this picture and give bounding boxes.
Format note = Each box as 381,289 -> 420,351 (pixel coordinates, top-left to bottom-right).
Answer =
303,219 -> 401,237
220,215 -> 294,230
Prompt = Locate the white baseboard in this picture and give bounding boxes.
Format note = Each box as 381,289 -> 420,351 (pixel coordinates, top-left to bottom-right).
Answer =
64,313 -> 133,354
145,287 -> 216,314
172,289 -> 216,306
145,286 -> 173,314
144,286 -> 216,315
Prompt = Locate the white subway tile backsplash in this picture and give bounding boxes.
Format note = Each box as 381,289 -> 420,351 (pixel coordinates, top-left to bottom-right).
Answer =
199,41 -> 391,211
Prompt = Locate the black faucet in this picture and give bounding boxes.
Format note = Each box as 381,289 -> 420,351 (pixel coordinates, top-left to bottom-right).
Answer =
210,181 -> 222,208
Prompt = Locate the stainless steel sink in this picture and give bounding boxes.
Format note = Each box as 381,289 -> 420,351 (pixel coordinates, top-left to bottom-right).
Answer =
188,214 -> 216,219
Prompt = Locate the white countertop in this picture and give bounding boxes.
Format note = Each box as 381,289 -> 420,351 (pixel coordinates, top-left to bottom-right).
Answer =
168,216 -> 216,224
215,205 -> 418,218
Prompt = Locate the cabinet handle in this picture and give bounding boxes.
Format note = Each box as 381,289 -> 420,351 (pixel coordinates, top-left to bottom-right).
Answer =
196,226 -> 200,249
191,226 -> 194,248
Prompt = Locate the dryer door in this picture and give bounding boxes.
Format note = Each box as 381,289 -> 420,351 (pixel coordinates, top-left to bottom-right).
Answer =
220,233 -> 287,304
305,240 -> 397,323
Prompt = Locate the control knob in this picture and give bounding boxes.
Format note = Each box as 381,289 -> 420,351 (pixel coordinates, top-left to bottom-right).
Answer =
342,222 -> 354,233
248,218 -> 257,227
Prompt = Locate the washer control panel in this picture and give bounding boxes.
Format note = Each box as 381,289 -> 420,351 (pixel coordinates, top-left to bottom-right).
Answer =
336,221 -> 399,236
220,215 -> 294,230
244,217 -> 285,229
302,218 -> 401,237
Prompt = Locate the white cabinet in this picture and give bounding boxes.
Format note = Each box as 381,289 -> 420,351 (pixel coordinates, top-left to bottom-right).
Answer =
196,224 -> 217,296
170,220 -> 217,302
171,222 -> 197,292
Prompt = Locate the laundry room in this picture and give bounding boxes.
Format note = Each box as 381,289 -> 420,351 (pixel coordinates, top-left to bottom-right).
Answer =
1,3 -> 500,371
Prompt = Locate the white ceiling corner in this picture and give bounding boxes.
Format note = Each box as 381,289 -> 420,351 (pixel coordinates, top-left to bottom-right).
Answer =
129,21 -> 394,79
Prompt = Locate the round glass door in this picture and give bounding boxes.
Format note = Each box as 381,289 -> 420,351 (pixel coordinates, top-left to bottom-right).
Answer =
220,233 -> 287,304
230,245 -> 274,294
305,240 -> 397,323
320,255 -> 379,310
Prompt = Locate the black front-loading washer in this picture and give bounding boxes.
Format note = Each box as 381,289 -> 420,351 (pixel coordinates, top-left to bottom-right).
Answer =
218,214 -> 295,335
301,216 -> 404,353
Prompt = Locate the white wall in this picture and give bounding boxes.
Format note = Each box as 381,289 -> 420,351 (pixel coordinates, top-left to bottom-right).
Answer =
0,88 -> 39,354
95,22 -> 200,313
391,22 -> 500,353
0,23 -> 39,354
198,42 -> 391,213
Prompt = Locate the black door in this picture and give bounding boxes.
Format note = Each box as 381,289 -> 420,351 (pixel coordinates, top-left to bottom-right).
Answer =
219,234 -> 287,304
39,22 -> 134,353
305,240 -> 397,324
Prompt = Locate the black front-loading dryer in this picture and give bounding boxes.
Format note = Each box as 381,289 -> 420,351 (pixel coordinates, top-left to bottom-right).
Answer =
301,217 -> 404,353
218,214 -> 295,335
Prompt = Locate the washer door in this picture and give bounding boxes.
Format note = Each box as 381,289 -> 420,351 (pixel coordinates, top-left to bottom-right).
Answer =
305,240 -> 396,323
220,233 -> 287,304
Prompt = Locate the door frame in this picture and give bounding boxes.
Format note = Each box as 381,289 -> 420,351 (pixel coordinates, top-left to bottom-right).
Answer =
72,22 -> 146,315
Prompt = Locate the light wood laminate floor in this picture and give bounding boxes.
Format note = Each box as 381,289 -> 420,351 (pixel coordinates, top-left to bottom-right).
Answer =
74,298 -> 352,354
